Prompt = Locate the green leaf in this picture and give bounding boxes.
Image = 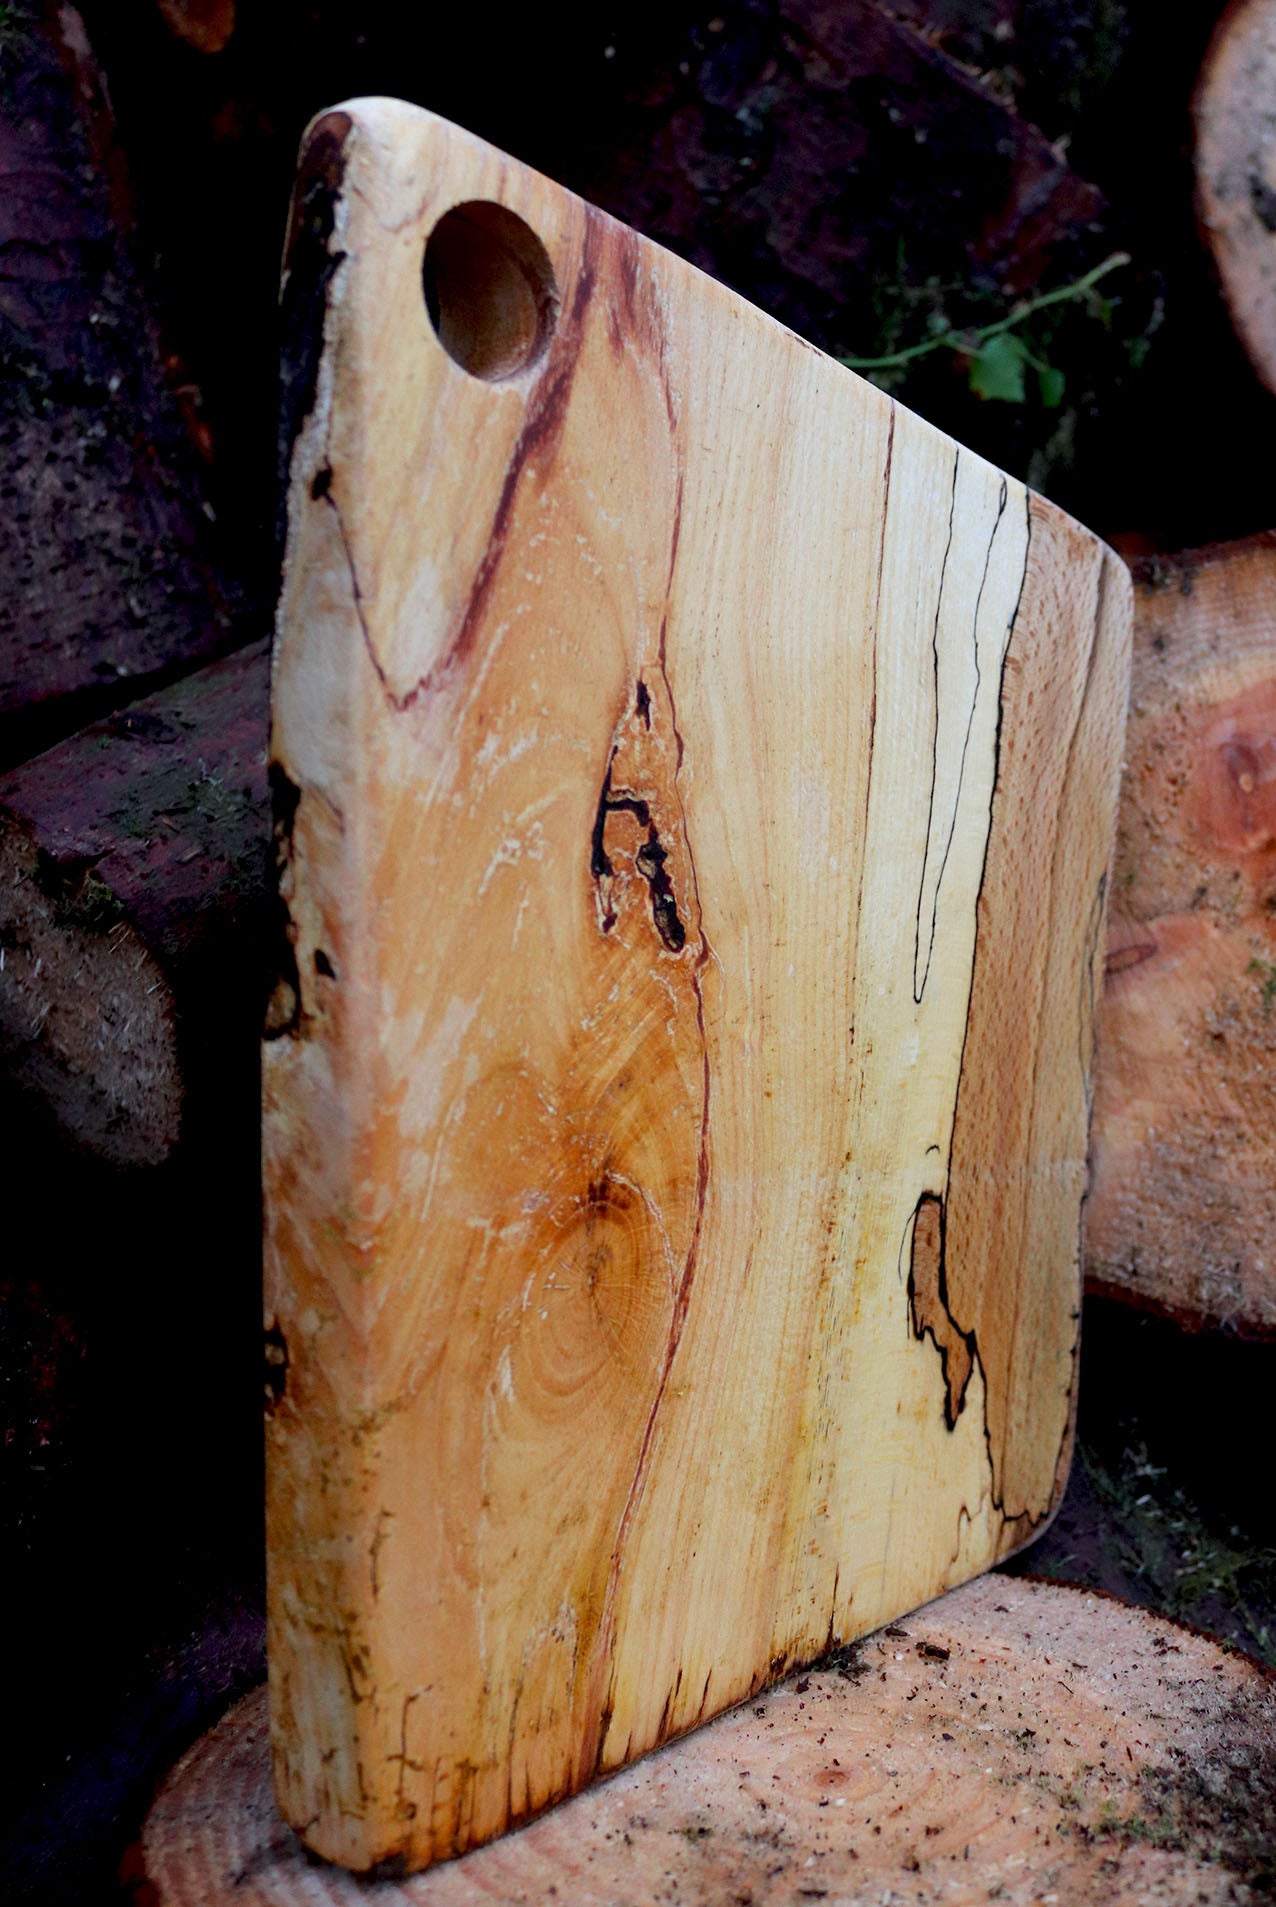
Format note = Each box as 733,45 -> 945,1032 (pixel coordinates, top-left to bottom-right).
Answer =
1037,362 -> 1066,408
969,332 -> 1027,403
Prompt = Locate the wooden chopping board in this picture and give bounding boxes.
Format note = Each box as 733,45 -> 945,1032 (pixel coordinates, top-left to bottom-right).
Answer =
264,98 -> 1132,1874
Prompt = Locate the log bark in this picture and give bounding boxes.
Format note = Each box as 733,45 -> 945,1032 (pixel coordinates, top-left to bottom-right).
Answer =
579,0 -> 1106,340
137,1573 -> 1276,1905
0,0 -> 243,769
1087,533 -> 1276,1336
1195,0 -> 1276,398
0,640 -> 272,1168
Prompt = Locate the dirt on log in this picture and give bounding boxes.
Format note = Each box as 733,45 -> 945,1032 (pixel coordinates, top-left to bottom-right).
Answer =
0,640 -> 272,1168
1087,532 -> 1276,1337
137,1574 -> 1276,1905
0,0 -> 243,769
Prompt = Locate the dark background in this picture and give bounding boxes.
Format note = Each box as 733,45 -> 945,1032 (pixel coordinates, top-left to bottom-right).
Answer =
5,3 -> 1276,1900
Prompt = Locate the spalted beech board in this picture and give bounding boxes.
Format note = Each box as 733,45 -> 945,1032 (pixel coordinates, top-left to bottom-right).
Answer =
264,98 -> 1132,1873
143,1578 -> 1276,1905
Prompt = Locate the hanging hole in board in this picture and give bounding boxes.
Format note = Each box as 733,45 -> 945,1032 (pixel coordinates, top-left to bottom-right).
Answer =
423,201 -> 557,381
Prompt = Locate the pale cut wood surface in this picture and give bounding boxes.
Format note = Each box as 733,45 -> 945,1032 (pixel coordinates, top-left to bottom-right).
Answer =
1087,533 -> 1276,1336
264,98 -> 1131,1871
141,1576 -> 1276,1905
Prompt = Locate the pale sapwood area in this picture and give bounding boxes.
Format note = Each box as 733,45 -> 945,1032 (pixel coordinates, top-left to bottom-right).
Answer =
1195,0 -> 1276,396
139,1576 -> 1276,1905
1087,533 -> 1276,1335
263,100 -> 1131,1872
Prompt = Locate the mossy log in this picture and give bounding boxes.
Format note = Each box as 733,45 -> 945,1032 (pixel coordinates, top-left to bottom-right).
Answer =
137,1574 -> 1276,1905
1087,533 -> 1276,1336
0,640 -> 272,1167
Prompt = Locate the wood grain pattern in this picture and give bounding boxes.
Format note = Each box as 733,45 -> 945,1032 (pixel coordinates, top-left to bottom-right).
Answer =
1087,535 -> 1276,1336
264,98 -> 1131,1872
141,1577 -> 1276,1905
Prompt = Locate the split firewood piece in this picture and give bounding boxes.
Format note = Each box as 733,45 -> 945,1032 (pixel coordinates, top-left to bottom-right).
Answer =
139,1574 -> 1276,1905
1195,0 -> 1276,396
0,2 -> 241,767
1087,534 -> 1276,1337
264,100 -> 1129,1872
0,641 -> 271,1169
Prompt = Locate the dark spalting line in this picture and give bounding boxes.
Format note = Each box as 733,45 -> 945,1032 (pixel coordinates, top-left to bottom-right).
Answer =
823,1564 -> 843,1654
819,403 -> 895,1661
591,742 -> 688,951
910,495 -> 1100,1545
263,1319 -> 290,1414
903,488 -> 1026,1467
1001,551 -> 1112,1534
608,224 -> 642,360
591,473 -> 718,1776
1081,870 -> 1108,1125
849,406 -> 896,969
277,114 -> 351,559
324,210 -> 607,716
907,1192 -> 976,1429
262,761 -> 304,1042
915,473 -> 1010,1004
424,216 -> 603,695
912,451 -> 959,1004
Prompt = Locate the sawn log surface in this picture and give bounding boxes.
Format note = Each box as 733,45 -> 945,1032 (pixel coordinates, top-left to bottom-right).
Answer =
264,99 -> 1132,1871
1087,534 -> 1276,1335
141,1577 -> 1276,1904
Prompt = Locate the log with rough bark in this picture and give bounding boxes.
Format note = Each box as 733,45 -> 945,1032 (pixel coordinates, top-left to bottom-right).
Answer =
0,0 -> 241,768
578,0 -> 1106,340
1086,533 -> 1276,1337
263,100 -> 1130,1873
0,640 -> 272,1168
1195,0 -> 1276,397
138,1574 -> 1276,1904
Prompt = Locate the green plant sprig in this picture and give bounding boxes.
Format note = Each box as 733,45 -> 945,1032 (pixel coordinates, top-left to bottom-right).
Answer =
840,250 -> 1131,374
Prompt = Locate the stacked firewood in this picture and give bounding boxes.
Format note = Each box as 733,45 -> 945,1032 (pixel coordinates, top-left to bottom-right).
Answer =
5,4 -> 1276,1901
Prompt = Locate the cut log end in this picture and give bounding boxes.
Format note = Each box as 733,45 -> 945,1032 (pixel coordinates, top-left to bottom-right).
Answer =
0,641 -> 271,1169
0,822 -> 182,1167
138,1576 -> 1276,1904
1087,533 -> 1276,1337
1195,0 -> 1276,396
